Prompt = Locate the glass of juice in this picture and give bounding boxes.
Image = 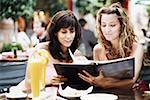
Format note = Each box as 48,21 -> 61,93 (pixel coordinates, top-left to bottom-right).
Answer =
38,49 -> 50,91
28,49 -> 49,98
40,62 -> 46,91
29,58 -> 43,98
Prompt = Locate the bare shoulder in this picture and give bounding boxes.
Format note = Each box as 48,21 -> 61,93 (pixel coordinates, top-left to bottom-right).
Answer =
93,43 -> 106,60
35,42 -> 49,51
93,43 -> 104,53
34,42 -> 54,61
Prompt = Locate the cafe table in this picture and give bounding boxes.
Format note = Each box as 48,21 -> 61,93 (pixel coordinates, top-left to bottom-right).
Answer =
0,85 -> 149,100
57,86 -> 145,100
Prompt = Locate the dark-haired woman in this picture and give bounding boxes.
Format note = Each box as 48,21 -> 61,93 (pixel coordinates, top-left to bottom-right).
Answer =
25,10 -> 83,90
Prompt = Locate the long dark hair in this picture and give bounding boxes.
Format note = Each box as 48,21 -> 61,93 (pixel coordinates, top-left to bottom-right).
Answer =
47,10 -> 81,62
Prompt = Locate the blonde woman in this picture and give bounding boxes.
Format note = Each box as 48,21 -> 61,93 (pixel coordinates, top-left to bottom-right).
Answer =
79,3 -> 144,89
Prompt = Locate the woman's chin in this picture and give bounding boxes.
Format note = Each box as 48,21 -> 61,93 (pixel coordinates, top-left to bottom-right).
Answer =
64,44 -> 72,48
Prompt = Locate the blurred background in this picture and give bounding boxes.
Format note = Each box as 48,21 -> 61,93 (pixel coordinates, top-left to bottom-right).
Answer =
0,0 -> 150,93
0,0 -> 149,52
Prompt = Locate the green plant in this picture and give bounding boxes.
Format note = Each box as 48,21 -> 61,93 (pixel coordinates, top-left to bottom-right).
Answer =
0,0 -> 37,43
0,0 -> 37,21
37,0 -> 67,17
14,43 -> 23,51
1,43 -> 12,53
75,0 -> 112,16
1,43 -> 23,53
147,6 -> 150,18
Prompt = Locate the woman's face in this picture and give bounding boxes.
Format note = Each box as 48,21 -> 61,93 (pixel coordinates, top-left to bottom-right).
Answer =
101,14 -> 121,42
57,27 -> 75,49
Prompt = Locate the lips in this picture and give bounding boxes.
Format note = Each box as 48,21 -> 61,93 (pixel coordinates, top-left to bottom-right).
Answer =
65,40 -> 73,43
63,40 -> 73,46
105,33 -> 112,35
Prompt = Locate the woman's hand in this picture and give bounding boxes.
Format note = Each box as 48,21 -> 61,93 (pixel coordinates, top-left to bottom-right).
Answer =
94,72 -> 119,88
50,75 -> 67,86
78,70 -> 96,85
78,70 -> 119,88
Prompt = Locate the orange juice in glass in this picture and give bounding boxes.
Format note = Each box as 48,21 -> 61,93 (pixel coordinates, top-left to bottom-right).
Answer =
40,60 -> 47,90
37,49 -> 50,90
29,49 -> 50,98
29,57 -> 43,98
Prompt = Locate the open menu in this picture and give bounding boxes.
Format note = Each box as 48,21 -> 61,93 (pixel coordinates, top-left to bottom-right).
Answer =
54,57 -> 134,86
95,56 -> 134,79
54,62 -> 97,87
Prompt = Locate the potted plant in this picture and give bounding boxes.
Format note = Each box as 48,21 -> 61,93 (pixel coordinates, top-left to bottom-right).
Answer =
0,0 -> 37,41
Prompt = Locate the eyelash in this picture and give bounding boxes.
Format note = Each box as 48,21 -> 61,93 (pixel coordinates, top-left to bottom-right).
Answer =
61,30 -> 75,33
110,25 -> 115,27
102,25 -> 106,27
70,30 -> 75,33
62,31 -> 66,33
102,25 -> 115,27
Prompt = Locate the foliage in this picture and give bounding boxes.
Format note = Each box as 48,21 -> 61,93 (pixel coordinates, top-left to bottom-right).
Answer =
0,0 -> 37,21
48,0 -> 68,17
147,6 -> 150,18
75,0 -> 112,16
1,43 -> 23,53
36,0 -> 68,17
1,43 -> 12,53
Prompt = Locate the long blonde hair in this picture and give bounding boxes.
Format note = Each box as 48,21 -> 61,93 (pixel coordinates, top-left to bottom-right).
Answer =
96,3 -> 136,60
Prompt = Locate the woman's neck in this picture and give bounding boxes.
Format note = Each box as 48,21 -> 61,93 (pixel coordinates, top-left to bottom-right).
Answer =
111,39 -> 119,49
60,46 -> 68,54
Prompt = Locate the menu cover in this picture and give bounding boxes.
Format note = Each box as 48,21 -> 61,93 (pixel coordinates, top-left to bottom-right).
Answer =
54,57 -> 134,85
54,62 -> 98,86
95,56 -> 134,79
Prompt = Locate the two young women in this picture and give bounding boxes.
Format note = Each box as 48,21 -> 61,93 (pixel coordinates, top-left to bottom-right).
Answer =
25,2 -> 144,90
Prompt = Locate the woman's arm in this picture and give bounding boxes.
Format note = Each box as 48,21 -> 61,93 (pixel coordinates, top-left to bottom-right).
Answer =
93,75 -> 134,89
95,43 -> 144,89
98,43 -> 144,88
78,70 -> 134,89
132,43 -> 144,81
79,43 -> 144,89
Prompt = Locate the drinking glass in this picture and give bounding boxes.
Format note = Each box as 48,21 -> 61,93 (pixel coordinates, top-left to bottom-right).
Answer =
28,56 -> 47,99
28,49 -> 49,99
29,60 -> 43,98
40,62 -> 47,91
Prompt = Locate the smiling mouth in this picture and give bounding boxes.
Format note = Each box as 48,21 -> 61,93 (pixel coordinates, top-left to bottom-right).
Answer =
65,40 -> 73,42
105,33 -> 112,35
105,34 -> 112,36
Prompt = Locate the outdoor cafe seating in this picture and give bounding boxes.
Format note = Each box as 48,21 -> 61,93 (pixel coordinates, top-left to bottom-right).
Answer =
0,39 -> 150,99
0,51 -> 28,93
0,61 -> 27,93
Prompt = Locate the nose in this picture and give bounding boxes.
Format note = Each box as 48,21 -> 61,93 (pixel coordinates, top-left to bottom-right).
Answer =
66,32 -> 71,39
105,26 -> 111,33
